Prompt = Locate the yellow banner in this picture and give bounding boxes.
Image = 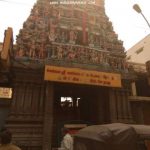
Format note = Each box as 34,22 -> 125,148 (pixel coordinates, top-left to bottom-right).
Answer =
44,65 -> 122,88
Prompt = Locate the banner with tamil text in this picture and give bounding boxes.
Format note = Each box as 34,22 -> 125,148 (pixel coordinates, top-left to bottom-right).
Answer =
44,65 -> 122,87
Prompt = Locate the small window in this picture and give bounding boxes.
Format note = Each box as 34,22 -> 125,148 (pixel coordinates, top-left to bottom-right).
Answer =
136,47 -> 144,54
60,97 -> 81,108
127,56 -> 131,60
61,97 -> 73,108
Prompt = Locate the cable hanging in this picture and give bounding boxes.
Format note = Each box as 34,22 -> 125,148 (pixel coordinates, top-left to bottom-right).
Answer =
0,0 -> 35,6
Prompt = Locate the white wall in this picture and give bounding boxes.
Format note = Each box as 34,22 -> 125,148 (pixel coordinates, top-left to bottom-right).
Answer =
127,34 -> 150,64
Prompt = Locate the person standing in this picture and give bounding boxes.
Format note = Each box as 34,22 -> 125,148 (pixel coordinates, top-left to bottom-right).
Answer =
60,128 -> 73,150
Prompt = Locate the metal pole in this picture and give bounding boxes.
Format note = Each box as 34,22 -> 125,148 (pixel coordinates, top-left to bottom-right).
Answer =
140,12 -> 150,29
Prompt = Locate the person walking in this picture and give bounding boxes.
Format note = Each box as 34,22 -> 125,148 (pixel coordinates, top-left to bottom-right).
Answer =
60,128 -> 73,150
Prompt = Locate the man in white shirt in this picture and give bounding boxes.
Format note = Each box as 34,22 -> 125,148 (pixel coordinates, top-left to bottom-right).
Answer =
60,128 -> 73,150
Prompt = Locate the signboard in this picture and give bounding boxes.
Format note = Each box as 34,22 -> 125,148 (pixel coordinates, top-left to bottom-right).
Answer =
0,87 -> 12,99
44,65 -> 122,87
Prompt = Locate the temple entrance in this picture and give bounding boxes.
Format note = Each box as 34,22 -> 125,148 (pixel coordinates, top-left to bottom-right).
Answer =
52,82 -> 110,147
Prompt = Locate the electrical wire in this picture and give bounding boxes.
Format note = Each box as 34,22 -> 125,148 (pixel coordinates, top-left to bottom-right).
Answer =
0,0 -> 34,6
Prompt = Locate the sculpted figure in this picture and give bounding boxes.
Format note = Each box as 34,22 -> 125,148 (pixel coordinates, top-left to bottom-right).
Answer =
29,41 -> 36,58
48,20 -> 57,42
57,46 -> 63,59
69,30 -> 77,44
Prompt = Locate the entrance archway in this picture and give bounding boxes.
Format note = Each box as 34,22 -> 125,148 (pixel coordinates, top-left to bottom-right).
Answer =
52,82 -> 110,147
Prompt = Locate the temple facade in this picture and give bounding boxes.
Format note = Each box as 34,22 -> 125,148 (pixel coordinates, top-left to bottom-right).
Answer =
1,0 -> 139,150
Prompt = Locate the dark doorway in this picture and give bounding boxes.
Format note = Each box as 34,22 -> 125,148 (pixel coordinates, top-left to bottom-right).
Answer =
52,82 -> 110,147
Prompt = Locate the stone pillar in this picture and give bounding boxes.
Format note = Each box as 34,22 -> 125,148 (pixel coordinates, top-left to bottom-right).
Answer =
43,82 -> 54,150
109,88 -> 133,123
146,60 -> 150,75
131,82 -> 137,96
121,90 -> 133,122
109,88 -> 117,122
116,90 -> 123,121
146,60 -> 150,86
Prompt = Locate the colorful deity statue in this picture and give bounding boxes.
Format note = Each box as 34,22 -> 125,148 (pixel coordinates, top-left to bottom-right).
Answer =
88,34 -> 94,47
38,44 -> 45,59
67,46 -> 76,61
61,31 -> 67,43
57,46 -> 63,59
69,30 -> 77,44
49,19 -> 57,42
29,40 -> 36,58
17,47 -> 25,57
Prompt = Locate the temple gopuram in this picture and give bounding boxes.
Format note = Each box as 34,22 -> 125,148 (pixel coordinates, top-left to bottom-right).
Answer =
1,0 -> 139,150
